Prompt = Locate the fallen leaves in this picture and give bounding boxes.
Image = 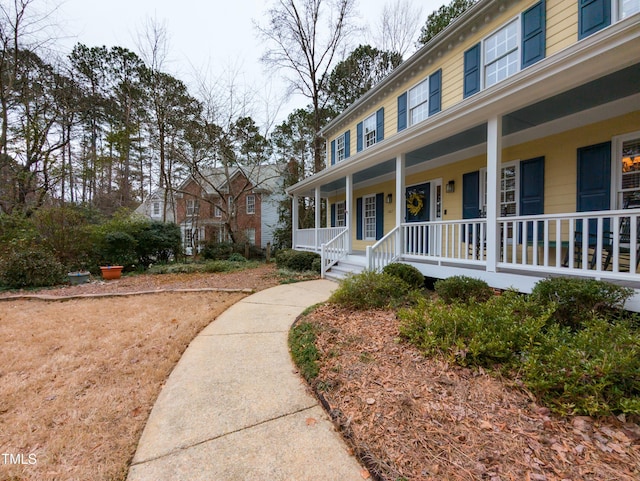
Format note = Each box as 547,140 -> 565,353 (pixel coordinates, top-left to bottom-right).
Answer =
305,304 -> 640,481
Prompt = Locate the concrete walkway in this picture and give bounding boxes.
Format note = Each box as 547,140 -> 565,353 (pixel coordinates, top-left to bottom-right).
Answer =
127,279 -> 364,481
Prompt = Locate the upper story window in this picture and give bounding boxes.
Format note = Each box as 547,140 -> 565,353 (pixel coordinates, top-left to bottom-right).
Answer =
620,0 -> 640,18
356,108 -> 384,152
153,202 -> 160,216
484,19 -> 520,88
215,205 -> 222,218
186,199 -> 199,216
330,130 -> 350,166
464,1 -> 545,97
398,70 -> 442,131
363,114 -> 377,148
336,134 -> 346,162
409,79 -> 430,125
246,194 -> 256,214
579,0 -> 639,39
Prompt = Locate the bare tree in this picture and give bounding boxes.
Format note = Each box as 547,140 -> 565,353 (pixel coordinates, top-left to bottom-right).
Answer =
256,0 -> 358,174
371,0 -> 423,57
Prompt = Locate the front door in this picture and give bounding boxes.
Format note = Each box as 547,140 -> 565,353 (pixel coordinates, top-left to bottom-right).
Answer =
577,142 -> 611,240
405,182 -> 436,255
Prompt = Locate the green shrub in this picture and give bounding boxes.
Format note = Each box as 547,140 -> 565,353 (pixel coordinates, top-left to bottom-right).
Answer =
434,275 -> 493,304
228,253 -> 247,262
202,242 -> 235,260
275,249 -> 320,272
101,231 -> 137,267
399,291 -> 551,367
135,221 -> 182,265
383,263 -> 424,289
329,270 -> 413,310
530,277 -> 633,329
0,247 -> 67,288
289,321 -> 320,381
311,257 -> 322,274
523,316 -> 640,416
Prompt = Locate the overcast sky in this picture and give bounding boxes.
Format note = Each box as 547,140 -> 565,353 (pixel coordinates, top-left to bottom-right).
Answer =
54,0 -> 443,125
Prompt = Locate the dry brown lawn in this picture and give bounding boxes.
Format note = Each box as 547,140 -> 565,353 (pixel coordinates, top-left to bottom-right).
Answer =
0,269 -> 279,481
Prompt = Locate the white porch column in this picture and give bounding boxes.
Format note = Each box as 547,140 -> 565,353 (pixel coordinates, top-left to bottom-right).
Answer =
486,116 -> 502,273
315,186 -> 321,250
346,174 -> 353,253
395,154 -> 406,226
292,194 -> 299,249
396,154 -> 406,258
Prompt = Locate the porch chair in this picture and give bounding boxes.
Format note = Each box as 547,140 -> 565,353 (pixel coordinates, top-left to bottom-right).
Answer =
602,214 -> 640,272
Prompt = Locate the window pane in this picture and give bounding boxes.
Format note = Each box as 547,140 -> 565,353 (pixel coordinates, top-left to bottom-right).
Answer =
485,20 -> 519,87
364,196 -> 376,239
621,0 -> 640,18
621,138 -> 640,204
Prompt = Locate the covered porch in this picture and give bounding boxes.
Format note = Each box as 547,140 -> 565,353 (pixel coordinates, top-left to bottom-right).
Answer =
288,25 -> 640,310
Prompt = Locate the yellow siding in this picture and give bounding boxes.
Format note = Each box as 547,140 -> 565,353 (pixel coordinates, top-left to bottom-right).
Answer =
547,0 -> 578,55
328,113 -> 640,247
324,0 -> 588,162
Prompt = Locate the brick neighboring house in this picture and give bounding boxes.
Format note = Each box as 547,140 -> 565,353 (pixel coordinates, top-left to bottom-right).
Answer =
175,165 -> 283,255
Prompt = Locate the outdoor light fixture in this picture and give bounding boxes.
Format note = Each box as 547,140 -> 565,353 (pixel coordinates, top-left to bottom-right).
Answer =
386,193 -> 393,203
446,180 -> 455,193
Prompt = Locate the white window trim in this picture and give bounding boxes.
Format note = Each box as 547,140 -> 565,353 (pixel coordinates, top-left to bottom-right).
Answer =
363,113 -> 377,149
408,77 -> 430,126
152,201 -> 160,216
363,194 -> 377,240
480,160 -> 520,217
214,205 -> 222,218
612,130 -> 640,209
336,134 -> 346,162
482,16 -> 521,89
246,194 -> 256,214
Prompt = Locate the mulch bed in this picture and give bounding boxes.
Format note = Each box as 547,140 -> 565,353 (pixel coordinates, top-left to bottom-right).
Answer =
304,304 -> 640,481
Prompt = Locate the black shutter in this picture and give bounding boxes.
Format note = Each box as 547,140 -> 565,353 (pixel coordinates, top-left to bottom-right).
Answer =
578,0 -> 611,39
428,69 -> 442,116
463,43 -> 481,98
520,156 -> 545,241
356,197 -> 363,240
376,193 -> 384,240
522,1 -> 546,68
397,93 -> 407,132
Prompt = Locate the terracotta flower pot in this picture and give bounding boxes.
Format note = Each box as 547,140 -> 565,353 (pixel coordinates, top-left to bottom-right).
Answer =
100,266 -> 124,280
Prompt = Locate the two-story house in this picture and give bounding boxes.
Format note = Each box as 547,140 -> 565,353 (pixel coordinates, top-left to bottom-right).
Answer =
287,0 -> 640,310
176,165 -> 283,255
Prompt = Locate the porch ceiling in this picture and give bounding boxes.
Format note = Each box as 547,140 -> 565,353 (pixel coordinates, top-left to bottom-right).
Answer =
503,62 -> 640,136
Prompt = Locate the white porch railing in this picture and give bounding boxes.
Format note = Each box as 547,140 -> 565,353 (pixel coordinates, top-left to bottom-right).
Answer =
497,209 -> 640,280
367,226 -> 401,271
321,228 -> 349,278
295,227 -> 347,251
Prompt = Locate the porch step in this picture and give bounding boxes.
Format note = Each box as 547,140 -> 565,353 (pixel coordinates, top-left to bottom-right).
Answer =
325,256 -> 366,281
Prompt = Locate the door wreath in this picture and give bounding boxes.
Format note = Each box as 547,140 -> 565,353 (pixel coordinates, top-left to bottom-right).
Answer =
406,191 -> 424,216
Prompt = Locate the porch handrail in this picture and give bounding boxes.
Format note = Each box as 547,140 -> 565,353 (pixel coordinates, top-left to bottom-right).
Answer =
320,228 -> 349,278
367,226 -> 401,271
295,227 -> 346,251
